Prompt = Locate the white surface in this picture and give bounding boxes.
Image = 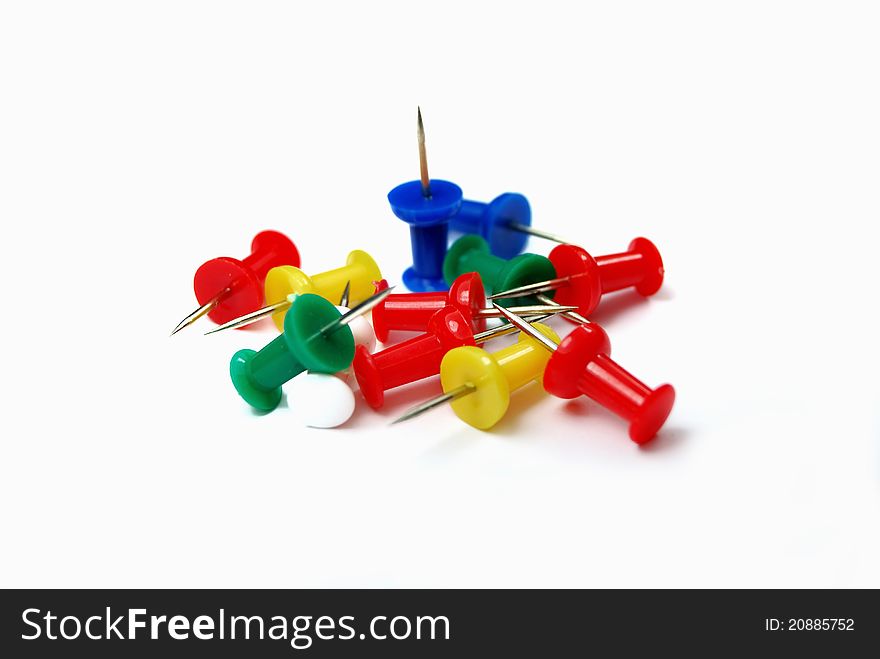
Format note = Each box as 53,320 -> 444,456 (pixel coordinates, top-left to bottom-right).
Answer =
1,1 -> 879,588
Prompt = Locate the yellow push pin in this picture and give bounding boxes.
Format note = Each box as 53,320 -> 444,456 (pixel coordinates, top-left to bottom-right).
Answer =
393,322 -> 560,429
205,250 -> 382,333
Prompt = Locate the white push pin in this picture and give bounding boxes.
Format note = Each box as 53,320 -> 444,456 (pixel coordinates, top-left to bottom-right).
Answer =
289,372 -> 356,428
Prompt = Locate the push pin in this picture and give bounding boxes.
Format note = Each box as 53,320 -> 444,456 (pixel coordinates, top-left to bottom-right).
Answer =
443,235 -> 557,307
370,271 -> 575,343
353,305 -> 568,410
393,323 -> 560,429
487,238 -> 665,316
494,304 -> 675,444
449,193 -> 573,258
171,230 -> 300,335
387,108 -> 463,292
204,250 -> 381,333
230,287 -> 393,411
288,372 -> 356,429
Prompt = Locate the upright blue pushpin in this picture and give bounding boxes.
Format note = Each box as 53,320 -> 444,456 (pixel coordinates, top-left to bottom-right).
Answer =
448,193 -> 532,260
388,108 -> 462,292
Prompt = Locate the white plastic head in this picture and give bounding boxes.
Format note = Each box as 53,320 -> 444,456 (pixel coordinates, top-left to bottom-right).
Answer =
289,372 -> 356,428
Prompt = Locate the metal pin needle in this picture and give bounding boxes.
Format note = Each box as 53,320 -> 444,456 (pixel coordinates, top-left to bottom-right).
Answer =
315,286 -> 395,338
491,303 -> 559,353
471,303 -> 578,319
485,274 -> 577,300
534,294 -> 591,325
417,107 -> 431,198
506,222 -> 572,245
171,290 -> 227,336
339,281 -> 351,308
391,314 -> 556,425
204,298 -> 292,335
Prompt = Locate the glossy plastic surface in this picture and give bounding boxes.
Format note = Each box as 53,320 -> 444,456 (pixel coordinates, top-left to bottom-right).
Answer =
443,235 -> 556,307
353,306 -> 475,410
594,237 -> 665,296
370,272 -> 487,343
440,324 -> 559,429
547,244 -> 603,316
542,323 -> 674,444
289,372 -> 356,428
263,250 -> 382,331
450,193 -> 531,259
229,294 -> 355,411
388,179 -> 463,292
193,230 -> 300,325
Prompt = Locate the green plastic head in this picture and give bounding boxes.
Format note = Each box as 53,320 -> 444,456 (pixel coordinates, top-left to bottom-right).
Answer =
283,293 -> 356,373
230,348 -> 284,411
494,254 -> 558,307
443,234 -> 494,287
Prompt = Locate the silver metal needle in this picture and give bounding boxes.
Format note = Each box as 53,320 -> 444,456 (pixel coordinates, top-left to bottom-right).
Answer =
506,222 -> 571,245
471,303 -> 578,319
316,286 -> 396,337
417,107 -> 431,198
535,294 -> 591,325
204,298 -> 292,335
171,291 -> 227,336
485,275 -> 575,300
339,280 -> 351,308
491,303 -> 559,353
391,383 -> 475,425
472,314 -> 552,343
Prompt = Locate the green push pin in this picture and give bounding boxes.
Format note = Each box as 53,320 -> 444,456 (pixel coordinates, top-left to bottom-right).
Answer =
230,288 -> 393,411
443,234 -> 557,308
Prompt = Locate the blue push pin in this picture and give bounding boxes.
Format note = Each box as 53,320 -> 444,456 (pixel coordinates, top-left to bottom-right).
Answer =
449,193 -> 532,260
388,108 -> 463,292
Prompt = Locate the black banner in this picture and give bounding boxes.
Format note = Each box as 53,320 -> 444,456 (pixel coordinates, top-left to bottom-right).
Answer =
1,589 -> 877,656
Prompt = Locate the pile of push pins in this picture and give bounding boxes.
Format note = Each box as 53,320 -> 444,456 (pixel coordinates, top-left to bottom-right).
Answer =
171,109 -> 675,444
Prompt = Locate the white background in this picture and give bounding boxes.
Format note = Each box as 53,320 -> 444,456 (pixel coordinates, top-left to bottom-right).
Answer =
1,1 -> 878,588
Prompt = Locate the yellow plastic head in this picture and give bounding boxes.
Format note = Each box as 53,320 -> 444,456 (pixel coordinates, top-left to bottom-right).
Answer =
264,266 -> 314,331
440,323 -> 561,430
441,346 -> 510,430
343,250 -> 382,304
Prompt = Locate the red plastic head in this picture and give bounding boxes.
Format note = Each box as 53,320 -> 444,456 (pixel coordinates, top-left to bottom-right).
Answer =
193,257 -> 263,325
447,272 -> 488,334
544,323 -> 674,444
543,324 -> 612,399
548,244 -> 602,316
193,230 -> 300,325
369,279 -> 393,342
352,345 -> 384,409
628,237 -> 664,296
426,306 -> 478,352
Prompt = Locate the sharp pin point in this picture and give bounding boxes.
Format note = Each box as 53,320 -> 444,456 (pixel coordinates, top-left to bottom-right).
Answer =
203,299 -> 292,335
391,383 -> 476,425
417,106 -> 431,198
170,293 -> 224,336
318,285 -> 396,337
339,280 -> 351,308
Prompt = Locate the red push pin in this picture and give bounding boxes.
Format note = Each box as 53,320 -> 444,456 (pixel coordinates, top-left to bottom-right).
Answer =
494,304 -> 675,444
487,238 -> 665,317
354,306 -> 475,409
370,272 -> 567,343
353,304 -> 571,409
171,230 -> 300,335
